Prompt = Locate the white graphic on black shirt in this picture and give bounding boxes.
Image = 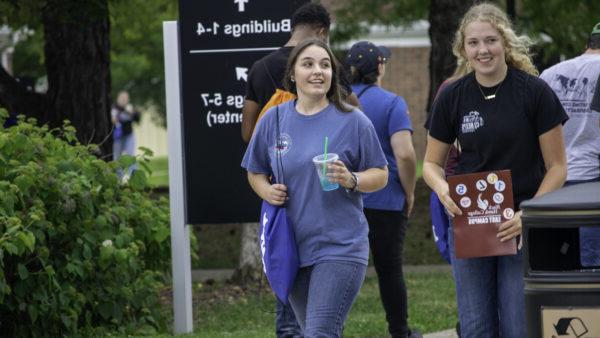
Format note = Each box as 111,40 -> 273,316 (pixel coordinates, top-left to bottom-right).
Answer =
461,111 -> 484,134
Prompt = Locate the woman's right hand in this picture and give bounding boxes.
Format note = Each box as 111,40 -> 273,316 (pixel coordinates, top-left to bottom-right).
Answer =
265,183 -> 288,206
436,184 -> 462,218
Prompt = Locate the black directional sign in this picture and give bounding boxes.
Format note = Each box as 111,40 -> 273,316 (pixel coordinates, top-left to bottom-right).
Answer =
178,0 -> 308,223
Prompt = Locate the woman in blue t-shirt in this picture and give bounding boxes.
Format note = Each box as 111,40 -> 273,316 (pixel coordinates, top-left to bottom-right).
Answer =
345,41 -> 420,338
242,38 -> 388,337
423,3 -> 568,337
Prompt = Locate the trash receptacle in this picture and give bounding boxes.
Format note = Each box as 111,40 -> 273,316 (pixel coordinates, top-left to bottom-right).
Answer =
521,182 -> 600,338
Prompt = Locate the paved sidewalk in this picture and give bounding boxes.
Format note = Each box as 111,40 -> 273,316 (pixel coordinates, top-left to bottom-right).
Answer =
424,329 -> 458,338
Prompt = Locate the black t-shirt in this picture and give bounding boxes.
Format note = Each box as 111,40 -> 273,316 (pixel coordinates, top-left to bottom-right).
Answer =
245,47 -> 293,109
245,46 -> 352,109
429,67 -> 569,208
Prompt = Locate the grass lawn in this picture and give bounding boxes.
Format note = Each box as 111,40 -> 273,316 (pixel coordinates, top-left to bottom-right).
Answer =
152,270 -> 457,337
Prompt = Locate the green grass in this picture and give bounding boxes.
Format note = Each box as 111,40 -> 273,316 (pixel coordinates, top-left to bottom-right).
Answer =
149,270 -> 457,337
145,157 -> 422,188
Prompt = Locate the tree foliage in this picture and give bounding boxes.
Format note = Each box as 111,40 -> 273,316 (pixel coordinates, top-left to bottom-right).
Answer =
109,0 -> 177,124
520,0 -> 600,60
2,0 -> 177,127
331,0 -> 600,108
0,0 -> 112,157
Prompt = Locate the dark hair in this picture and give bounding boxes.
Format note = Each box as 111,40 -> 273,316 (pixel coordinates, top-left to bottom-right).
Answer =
283,38 -> 352,113
588,34 -> 600,49
291,3 -> 331,33
350,67 -> 379,85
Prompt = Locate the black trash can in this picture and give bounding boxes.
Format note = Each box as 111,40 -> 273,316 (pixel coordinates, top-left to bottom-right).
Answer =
521,182 -> 600,338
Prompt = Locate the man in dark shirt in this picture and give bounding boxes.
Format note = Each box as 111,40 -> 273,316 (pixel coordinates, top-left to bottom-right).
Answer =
241,3 -> 359,143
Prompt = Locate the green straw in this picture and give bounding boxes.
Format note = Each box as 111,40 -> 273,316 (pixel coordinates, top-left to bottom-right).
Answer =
322,136 -> 328,176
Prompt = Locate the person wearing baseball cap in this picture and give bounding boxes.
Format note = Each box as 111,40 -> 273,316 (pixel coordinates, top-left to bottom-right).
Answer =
346,41 -> 421,338
346,41 -> 390,87
540,21 -> 600,268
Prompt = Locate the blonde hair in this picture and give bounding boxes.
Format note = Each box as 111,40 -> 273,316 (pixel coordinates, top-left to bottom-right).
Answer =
451,3 -> 538,78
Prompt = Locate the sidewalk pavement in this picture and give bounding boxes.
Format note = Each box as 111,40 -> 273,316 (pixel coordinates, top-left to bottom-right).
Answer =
424,329 -> 458,338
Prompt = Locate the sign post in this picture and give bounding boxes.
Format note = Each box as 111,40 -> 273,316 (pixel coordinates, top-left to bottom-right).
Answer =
163,21 -> 193,334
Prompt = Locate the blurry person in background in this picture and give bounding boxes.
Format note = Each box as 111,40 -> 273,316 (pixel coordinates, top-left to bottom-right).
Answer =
540,22 -> 600,267
111,90 -> 140,177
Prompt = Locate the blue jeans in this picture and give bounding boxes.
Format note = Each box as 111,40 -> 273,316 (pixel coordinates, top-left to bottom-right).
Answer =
449,225 -> 526,338
289,260 -> 366,338
564,179 -> 600,267
113,133 -> 137,177
276,299 -> 302,338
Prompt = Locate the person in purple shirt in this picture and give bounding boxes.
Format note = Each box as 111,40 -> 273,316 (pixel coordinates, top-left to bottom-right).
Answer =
243,38 -> 388,337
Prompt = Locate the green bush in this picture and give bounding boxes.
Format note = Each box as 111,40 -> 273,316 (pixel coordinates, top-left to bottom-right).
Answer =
0,110 -> 171,336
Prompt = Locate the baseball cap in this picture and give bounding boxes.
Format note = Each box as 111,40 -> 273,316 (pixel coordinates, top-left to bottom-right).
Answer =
592,22 -> 600,35
346,41 -> 390,75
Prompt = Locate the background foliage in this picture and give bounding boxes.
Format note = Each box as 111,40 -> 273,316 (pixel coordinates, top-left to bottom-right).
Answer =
0,108 -> 172,336
332,0 -> 600,62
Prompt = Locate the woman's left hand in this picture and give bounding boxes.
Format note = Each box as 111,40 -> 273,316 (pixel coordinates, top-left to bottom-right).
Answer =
327,160 -> 355,189
497,210 -> 523,243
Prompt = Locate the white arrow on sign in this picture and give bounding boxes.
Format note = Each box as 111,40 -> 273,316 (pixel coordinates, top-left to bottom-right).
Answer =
235,67 -> 248,82
234,0 -> 249,12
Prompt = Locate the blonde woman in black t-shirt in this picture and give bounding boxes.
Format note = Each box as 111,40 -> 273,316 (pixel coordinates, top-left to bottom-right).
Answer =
423,3 -> 568,337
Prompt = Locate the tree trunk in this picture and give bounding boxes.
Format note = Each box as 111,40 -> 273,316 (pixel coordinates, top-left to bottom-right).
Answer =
231,222 -> 263,284
426,0 -> 480,114
42,0 -> 112,157
0,1 -> 112,158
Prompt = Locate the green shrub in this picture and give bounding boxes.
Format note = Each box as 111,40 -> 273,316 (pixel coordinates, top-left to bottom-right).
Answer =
0,110 -> 171,336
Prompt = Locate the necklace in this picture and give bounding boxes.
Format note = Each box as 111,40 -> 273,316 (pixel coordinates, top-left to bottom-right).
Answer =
477,81 -> 504,100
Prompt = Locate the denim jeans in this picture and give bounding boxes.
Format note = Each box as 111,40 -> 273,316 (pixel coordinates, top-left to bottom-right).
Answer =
449,224 -> 526,338
580,227 -> 600,267
364,208 -> 409,338
289,260 -> 367,338
113,133 -> 137,177
564,179 -> 600,267
276,299 -> 302,338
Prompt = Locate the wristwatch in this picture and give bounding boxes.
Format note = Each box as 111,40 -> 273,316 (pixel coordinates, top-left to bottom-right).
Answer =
350,172 -> 359,192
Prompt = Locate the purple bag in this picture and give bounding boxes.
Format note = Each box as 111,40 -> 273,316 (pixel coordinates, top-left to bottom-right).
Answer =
259,201 -> 299,304
430,192 -> 451,263
258,106 -> 299,304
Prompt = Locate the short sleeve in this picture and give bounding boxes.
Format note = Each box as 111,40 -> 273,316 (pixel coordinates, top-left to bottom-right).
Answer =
357,119 -> 388,171
531,78 -> 569,136
241,114 -> 273,175
387,96 -> 412,137
428,86 -> 457,144
244,62 -> 260,103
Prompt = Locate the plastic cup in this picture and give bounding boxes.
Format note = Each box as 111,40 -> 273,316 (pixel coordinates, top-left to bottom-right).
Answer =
312,153 -> 339,191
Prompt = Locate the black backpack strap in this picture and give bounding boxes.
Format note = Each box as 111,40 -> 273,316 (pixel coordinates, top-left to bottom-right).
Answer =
275,106 -> 285,185
356,84 -> 376,98
262,59 -> 278,93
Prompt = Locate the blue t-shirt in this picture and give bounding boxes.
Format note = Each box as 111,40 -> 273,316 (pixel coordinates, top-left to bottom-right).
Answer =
352,83 -> 413,211
242,100 -> 387,267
